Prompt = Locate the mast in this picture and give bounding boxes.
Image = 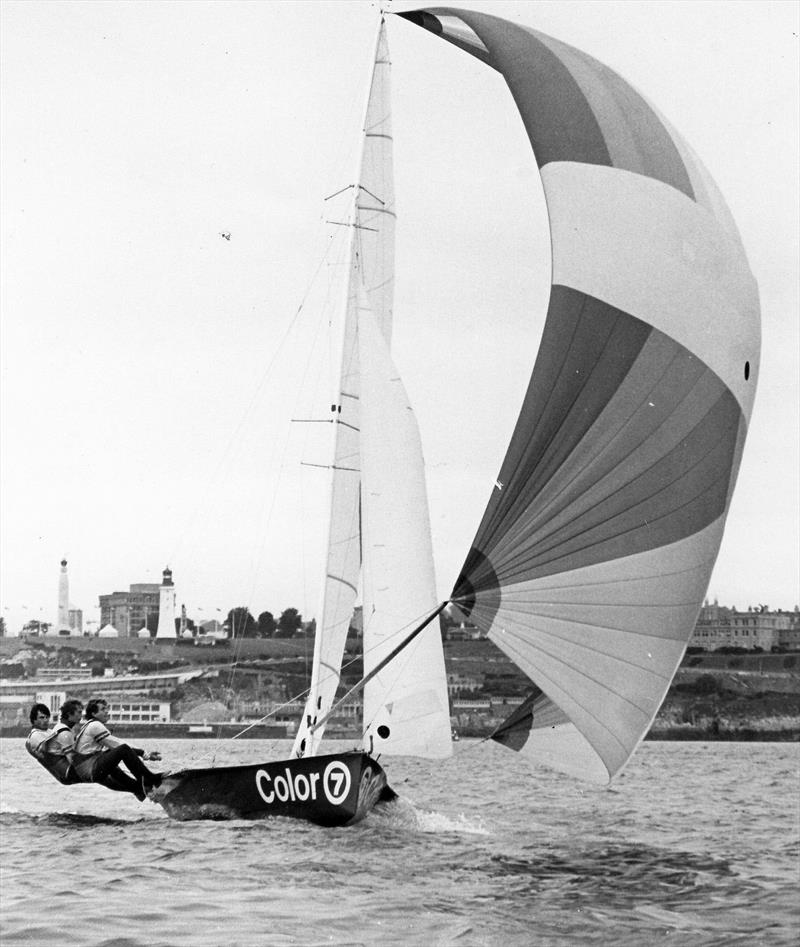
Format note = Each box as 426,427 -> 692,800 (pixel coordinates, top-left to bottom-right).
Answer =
291,17 -> 394,759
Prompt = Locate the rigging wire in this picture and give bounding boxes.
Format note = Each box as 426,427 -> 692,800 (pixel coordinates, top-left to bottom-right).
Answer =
211,238 -> 345,710
184,599 -> 449,768
172,208 -> 355,764
168,240 -> 333,573
222,214 -> 354,672
309,601 -> 447,737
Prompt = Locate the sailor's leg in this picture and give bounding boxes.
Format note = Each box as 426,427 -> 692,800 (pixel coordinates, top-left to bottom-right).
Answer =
99,770 -> 145,800
93,745 -> 161,789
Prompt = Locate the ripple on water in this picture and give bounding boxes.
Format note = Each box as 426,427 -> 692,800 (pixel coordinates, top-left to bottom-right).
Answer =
0,739 -> 797,947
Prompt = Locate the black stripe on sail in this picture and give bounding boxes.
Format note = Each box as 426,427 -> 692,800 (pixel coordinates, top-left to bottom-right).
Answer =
490,689 -> 540,752
454,286 -> 744,597
452,547 -> 500,625
397,11 -> 495,67
490,687 -> 572,752
399,8 -> 694,199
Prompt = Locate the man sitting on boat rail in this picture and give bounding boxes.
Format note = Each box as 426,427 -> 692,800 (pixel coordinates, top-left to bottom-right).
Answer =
25,701 -> 81,784
72,698 -> 163,801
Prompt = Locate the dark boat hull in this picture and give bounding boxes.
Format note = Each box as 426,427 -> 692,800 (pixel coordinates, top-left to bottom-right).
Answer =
151,750 -> 391,825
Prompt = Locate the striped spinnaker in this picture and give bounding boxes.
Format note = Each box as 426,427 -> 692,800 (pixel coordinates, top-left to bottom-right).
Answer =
400,8 -> 760,781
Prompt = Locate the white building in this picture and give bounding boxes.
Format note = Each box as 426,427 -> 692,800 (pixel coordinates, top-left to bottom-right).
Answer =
691,602 -> 800,651
155,567 -> 176,639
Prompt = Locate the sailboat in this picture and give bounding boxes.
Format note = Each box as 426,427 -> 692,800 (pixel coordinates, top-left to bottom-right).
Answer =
154,14 -> 451,825
153,6 -> 759,821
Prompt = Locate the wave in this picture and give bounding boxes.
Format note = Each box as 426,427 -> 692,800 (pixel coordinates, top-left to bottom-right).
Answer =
0,810 -> 149,827
488,842 -> 736,902
370,795 -> 490,835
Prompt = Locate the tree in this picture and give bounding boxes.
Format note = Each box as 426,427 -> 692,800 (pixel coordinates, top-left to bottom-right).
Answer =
0,616 -> 6,637
258,611 -> 277,638
693,673 -> 721,696
174,617 -> 197,636
440,605 -> 459,628
275,607 -> 302,638
226,607 -> 258,639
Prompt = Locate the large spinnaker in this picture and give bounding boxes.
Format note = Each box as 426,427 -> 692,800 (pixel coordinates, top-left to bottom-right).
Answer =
292,19 -> 395,759
401,8 -> 760,781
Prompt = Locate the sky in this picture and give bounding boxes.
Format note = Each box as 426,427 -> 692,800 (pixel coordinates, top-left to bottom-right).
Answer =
1,1 -> 798,634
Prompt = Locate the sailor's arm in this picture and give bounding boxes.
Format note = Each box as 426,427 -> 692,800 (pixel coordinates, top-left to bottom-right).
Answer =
96,731 -> 125,750
96,731 -> 160,760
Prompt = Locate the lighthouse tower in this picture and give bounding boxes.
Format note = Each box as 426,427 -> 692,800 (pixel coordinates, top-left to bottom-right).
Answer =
57,559 -> 71,634
155,566 -> 176,639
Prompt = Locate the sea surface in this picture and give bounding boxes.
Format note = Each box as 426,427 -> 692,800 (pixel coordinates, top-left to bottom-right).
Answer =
1,738 -> 798,946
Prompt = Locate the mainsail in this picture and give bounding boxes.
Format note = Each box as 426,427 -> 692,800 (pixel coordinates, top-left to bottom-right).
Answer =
293,19 -> 449,760
401,8 -> 760,782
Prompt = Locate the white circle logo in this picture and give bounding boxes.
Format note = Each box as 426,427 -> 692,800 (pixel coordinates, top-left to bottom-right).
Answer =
322,760 -> 351,806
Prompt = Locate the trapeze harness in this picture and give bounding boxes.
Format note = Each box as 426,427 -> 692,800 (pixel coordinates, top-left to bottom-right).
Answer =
70,719 -> 111,782
25,723 -> 79,785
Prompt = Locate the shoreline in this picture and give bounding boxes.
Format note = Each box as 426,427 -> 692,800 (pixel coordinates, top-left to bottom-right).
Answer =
3,725 -> 799,743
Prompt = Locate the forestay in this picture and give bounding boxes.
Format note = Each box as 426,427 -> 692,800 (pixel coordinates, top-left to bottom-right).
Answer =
401,8 -> 760,782
293,20 -> 450,760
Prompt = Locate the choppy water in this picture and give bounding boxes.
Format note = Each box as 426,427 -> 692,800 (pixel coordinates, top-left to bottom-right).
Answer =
1,738 -> 798,946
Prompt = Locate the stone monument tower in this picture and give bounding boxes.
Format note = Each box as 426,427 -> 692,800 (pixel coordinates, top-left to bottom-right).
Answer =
57,559 -> 71,634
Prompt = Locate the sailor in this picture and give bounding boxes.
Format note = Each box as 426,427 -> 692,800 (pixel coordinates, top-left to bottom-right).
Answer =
51,697 -> 143,796
72,698 -> 163,801
25,702 -> 80,784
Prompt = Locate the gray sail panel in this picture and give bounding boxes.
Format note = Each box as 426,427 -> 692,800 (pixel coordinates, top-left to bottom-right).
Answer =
398,8 -> 694,198
452,286 -> 743,601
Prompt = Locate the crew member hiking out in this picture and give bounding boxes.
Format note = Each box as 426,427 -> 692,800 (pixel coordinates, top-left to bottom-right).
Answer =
72,698 -> 163,801
25,702 -> 80,785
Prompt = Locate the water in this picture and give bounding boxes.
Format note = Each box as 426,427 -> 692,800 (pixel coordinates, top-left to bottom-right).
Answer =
1,738 -> 798,946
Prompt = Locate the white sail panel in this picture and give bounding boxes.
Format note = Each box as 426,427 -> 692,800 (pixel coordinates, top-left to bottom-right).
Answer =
356,19 -> 395,345
291,270 -> 361,759
359,304 -> 451,759
518,724 -> 609,784
543,162 -> 759,418
292,22 -> 396,759
486,516 -> 727,780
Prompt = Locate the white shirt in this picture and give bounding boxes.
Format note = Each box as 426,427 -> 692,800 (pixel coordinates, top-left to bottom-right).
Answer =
25,727 -> 55,758
74,719 -> 114,758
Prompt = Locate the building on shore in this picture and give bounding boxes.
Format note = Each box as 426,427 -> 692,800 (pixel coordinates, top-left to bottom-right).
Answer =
690,601 -> 800,651
446,672 -> 482,696
0,667 -> 205,727
99,582 -> 160,637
